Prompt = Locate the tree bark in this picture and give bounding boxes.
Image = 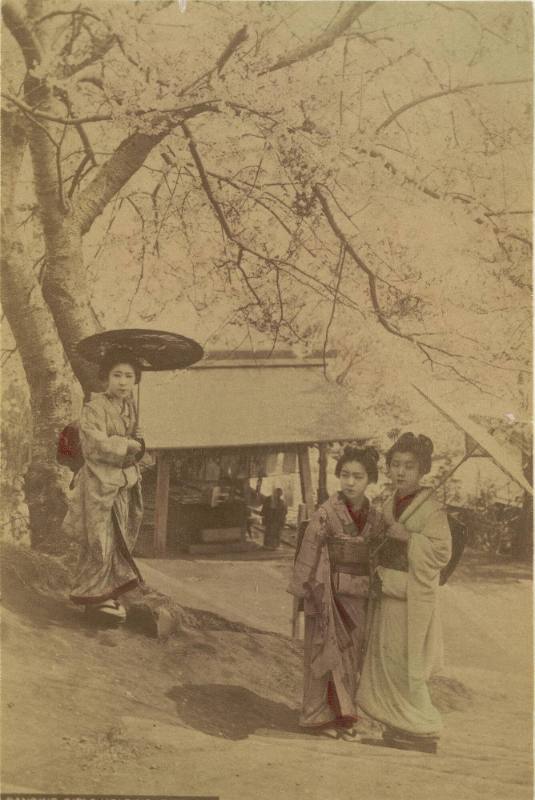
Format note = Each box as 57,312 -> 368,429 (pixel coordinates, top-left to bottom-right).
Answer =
1,110 -> 75,554
25,94 -> 102,391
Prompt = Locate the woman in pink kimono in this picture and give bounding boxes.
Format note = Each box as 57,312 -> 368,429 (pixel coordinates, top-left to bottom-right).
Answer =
357,433 -> 452,753
67,347 -> 145,621
288,447 -> 384,740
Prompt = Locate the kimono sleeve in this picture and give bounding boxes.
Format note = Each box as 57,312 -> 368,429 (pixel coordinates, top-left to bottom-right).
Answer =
368,508 -> 387,544
80,401 -> 129,467
287,508 -> 327,599
408,507 -> 452,593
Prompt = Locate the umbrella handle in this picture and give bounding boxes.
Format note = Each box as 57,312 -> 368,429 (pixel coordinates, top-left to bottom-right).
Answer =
372,447 -> 479,556
135,382 -> 141,435
370,447 -> 479,558
400,448 -> 477,525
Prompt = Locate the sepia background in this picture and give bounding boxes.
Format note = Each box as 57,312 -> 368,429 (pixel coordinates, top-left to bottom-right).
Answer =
1,1 -> 532,798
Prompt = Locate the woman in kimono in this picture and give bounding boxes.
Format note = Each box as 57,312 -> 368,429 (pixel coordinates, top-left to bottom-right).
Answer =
288,446 -> 384,739
357,433 -> 452,753
67,347 -> 145,621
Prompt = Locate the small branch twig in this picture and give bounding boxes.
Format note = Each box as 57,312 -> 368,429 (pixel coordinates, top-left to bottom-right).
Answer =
182,122 -> 365,313
375,77 -> 533,134
314,183 -> 401,338
323,243 -> 346,377
1,92 -> 219,127
216,25 -> 248,74
261,3 -> 374,75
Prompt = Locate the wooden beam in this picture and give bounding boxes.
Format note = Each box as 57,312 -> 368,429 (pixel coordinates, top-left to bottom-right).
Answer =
153,452 -> 171,557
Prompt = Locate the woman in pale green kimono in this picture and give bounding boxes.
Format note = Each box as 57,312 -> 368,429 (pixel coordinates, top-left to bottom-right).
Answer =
357,433 -> 452,753
288,447 -> 384,740
67,347 -> 145,621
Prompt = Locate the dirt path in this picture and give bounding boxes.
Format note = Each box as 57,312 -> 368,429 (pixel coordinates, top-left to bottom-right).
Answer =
1,545 -> 532,800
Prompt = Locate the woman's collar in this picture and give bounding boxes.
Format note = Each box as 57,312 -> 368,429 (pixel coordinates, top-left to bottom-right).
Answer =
104,390 -> 133,402
394,487 -> 421,503
336,491 -> 369,510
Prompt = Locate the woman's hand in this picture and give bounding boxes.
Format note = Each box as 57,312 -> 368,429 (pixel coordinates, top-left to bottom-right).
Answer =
386,521 -> 409,541
383,503 -> 395,527
127,438 -> 142,455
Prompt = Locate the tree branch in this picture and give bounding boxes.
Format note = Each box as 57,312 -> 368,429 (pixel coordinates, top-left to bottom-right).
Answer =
434,3 -> 522,46
314,183 -> 517,388
183,123 -> 365,314
35,8 -> 103,25
216,25 -> 248,74
376,78 -> 533,134
208,170 -> 294,236
348,145 -> 487,229
235,247 -> 262,306
1,92 -> 219,127
314,183 -> 402,337
268,264 -> 285,355
1,0 -> 41,70
261,2 -> 374,75
74,102 -> 218,234
182,120 -> 233,239
323,243 -> 346,377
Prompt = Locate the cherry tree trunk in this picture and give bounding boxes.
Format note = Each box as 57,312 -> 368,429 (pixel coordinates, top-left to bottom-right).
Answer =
1,110 -> 76,554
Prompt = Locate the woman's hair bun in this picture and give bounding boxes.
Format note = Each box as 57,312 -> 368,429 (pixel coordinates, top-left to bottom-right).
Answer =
417,434 -> 433,456
335,444 -> 379,483
397,431 -> 416,446
365,446 -> 380,463
385,431 -> 434,474
98,346 -> 142,383
397,431 -> 433,456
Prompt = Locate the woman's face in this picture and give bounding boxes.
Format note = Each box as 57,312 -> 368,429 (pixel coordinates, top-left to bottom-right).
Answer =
339,460 -> 369,503
388,451 -> 422,495
107,363 -> 136,399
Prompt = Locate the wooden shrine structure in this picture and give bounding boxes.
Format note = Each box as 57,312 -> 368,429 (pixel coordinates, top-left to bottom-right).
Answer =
138,350 -> 373,556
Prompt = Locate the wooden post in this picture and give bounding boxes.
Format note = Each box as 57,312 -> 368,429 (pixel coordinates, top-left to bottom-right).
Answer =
153,451 -> 171,557
291,500 -> 308,639
293,446 -> 314,639
298,445 -> 314,516
318,443 -> 328,505
291,596 -> 301,639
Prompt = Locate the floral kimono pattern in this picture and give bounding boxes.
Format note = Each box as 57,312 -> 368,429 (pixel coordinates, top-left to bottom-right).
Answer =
65,392 -> 144,605
288,492 -> 384,728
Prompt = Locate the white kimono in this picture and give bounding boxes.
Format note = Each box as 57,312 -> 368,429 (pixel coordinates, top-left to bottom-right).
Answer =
357,490 -> 452,736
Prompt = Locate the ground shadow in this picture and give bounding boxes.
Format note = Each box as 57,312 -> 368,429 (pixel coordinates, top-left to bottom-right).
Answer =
450,549 -> 532,585
167,683 -> 300,740
429,674 -> 474,713
2,559 -> 138,640
1,559 -> 83,629
162,545 -> 295,564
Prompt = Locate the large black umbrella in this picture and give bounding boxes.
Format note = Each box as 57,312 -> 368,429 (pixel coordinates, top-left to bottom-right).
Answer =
77,328 -> 204,424
77,328 -> 204,372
